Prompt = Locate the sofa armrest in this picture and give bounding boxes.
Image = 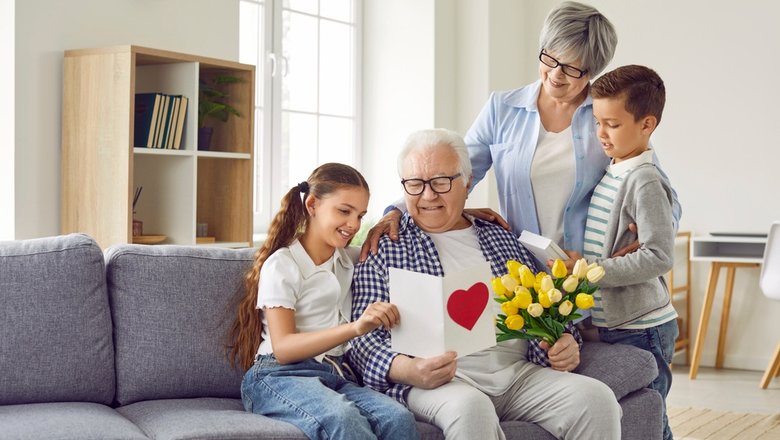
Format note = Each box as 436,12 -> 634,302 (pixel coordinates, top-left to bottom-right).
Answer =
574,341 -> 658,400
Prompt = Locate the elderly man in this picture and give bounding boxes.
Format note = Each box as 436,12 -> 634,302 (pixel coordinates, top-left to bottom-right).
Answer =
348,129 -> 621,440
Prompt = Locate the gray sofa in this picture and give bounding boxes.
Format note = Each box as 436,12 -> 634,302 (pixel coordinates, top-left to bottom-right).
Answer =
0,234 -> 663,439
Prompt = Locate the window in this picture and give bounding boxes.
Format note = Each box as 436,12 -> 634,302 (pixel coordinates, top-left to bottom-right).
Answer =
240,0 -> 360,232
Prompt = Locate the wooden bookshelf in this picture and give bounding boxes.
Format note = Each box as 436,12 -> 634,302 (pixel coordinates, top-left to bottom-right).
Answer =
61,45 -> 254,249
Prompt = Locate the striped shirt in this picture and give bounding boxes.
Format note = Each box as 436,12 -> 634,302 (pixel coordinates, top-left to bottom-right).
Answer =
584,150 -> 677,330
347,213 -> 582,404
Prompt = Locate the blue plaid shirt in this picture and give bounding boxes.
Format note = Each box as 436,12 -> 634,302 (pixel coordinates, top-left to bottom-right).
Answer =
347,213 -> 582,404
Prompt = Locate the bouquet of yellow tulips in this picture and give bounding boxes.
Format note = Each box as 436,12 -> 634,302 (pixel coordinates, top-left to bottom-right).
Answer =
491,258 -> 604,345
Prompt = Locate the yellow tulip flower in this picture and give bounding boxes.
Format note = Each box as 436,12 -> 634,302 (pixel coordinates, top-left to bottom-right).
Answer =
506,260 -> 521,279
505,314 -> 525,331
573,258 -> 589,279
511,287 -> 533,309
562,275 -> 579,293
501,274 -> 519,292
558,300 -> 573,316
586,266 -> 606,283
540,275 -> 554,294
527,303 -> 544,317
501,301 -> 519,316
551,259 -> 568,278
575,293 -> 595,309
491,277 -> 507,296
538,291 -> 552,308
548,288 -> 562,303
519,266 -> 535,289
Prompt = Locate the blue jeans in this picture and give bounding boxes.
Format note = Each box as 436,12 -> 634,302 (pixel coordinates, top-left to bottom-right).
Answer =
241,354 -> 418,440
598,319 -> 679,440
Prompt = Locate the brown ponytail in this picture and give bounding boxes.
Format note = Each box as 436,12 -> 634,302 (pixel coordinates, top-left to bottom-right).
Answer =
226,163 -> 369,370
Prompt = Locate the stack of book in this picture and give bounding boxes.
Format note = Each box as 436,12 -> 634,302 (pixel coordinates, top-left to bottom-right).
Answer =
134,93 -> 189,149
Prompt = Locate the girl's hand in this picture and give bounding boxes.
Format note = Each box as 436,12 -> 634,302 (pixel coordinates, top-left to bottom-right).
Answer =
359,209 -> 402,262
611,223 -> 640,257
354,301 -> 400,335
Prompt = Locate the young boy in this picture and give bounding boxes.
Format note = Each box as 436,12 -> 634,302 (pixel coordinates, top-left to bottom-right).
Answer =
566,65 -> 678,440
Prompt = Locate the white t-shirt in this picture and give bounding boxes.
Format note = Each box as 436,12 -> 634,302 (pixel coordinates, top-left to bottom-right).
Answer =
531,125 -> 576,247
256,240 -> 356,360
428,224 -> 536,396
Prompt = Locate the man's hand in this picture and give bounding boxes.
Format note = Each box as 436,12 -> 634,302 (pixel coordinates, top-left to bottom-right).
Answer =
539,333 -> 580,372
389,352 -> 457,389
359,209 -> 402,262
463,208 -> 511,231
611,223 -> 640,258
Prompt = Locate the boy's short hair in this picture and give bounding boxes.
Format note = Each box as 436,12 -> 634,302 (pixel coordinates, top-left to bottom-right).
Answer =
591,65 -> 666,125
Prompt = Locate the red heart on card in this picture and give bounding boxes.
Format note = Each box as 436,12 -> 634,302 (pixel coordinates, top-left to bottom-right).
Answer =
446,282 -> 489,331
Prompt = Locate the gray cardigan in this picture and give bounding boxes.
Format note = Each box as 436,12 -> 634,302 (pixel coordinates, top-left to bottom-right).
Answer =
591,162 -> 676,328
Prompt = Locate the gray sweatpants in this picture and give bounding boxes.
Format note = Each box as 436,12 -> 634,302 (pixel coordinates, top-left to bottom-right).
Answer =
407,365 -> 622,440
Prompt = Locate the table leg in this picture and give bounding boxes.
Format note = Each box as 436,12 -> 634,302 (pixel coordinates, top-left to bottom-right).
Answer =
715,265 -> 736,369
690,262 -> 721,379
760,341 -> 780,389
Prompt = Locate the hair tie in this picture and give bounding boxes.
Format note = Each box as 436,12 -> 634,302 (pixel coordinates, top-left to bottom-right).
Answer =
297,181 -> 310,193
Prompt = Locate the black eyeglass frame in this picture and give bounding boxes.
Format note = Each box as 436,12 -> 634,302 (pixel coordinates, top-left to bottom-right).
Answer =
538,50 -> 588,79
400,173 -> 463,196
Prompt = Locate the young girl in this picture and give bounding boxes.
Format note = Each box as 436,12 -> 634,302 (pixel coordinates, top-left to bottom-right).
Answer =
227,163 -> 418,440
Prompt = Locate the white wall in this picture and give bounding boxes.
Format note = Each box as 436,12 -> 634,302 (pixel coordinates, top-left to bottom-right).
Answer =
363,0 -> 780,371
13,0 -> 239,239
1,0 -> 14,241
361,0 -> 436,219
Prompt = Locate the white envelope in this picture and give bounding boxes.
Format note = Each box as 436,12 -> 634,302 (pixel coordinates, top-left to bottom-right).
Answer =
389,262 -> 496,358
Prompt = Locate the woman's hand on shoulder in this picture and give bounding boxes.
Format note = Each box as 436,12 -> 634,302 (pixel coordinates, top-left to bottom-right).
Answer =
359,209 -> 402,262
463,208 -> 511,231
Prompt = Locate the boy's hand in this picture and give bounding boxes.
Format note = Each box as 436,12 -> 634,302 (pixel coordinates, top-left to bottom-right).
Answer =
611,223 -> 640,257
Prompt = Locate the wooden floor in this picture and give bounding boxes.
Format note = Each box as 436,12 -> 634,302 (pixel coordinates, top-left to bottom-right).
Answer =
667,364 -> 780,414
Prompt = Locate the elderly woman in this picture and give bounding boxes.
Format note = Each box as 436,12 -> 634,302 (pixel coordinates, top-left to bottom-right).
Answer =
363,0 -> 680,269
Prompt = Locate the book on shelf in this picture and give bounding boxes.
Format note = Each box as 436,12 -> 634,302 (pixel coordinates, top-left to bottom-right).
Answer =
134,92 -> 189,150
518,230 -> 568,264
171,96 -> 188,150
133,93 -> 159,148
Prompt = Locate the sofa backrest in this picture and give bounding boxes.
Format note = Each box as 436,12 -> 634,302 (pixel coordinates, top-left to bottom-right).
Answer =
0,234 -> 115,405
105,244 -> 255,406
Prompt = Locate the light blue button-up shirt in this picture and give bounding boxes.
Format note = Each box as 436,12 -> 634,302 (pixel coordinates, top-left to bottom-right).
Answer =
465,80 -> 681,254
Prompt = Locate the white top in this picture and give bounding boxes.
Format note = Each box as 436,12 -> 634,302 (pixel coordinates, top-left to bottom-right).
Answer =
256,240 -> 356,360
428,225 -> 535,396
531,125 -> 576,247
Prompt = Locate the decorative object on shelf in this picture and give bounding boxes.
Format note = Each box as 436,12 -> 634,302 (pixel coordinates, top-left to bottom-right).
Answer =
196,222 -> 209,238
198,75 -> 242,150
132,235 -> 167,245
132,186 -> 143,237
196,236 -> 216,244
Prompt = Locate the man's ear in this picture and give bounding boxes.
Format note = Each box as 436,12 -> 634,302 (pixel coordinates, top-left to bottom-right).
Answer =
467,175 -> 474,192
641,115 -> 658,134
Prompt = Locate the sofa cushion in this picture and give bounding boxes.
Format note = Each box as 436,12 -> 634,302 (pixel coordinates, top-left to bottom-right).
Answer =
117,397 -> 306,440
106,245 -> 255,405
575,340 -> 658,400
0,402 -> 148,440
0,234 -> 115,405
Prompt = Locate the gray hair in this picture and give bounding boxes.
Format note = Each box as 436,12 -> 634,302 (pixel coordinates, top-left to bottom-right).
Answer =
538,1 -> 617,77
397,128 -> 471,186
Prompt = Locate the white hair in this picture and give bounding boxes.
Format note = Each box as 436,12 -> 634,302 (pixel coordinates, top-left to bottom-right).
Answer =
538,1 -> 617,77
396,128 -> 471,186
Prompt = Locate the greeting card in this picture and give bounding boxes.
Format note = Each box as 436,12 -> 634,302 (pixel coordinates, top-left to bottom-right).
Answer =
389,262 -> 496,358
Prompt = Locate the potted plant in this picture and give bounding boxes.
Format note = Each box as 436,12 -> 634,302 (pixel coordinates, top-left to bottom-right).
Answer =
198,75 -> 242,150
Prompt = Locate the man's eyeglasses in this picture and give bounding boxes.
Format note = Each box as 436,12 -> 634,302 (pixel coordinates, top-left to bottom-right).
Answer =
401,173 -> 462,196
539,51 -> 588,79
